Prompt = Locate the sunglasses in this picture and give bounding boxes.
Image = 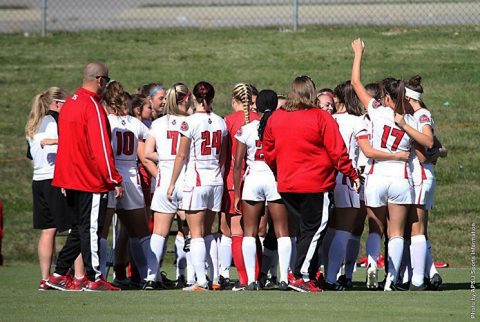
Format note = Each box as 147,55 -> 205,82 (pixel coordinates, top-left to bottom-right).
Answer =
96,75 -> 111,83
54,99 -> 66,104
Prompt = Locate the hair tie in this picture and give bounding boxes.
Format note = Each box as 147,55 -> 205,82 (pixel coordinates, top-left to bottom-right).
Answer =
148,85 -> 163,98
264,109 -> 271,113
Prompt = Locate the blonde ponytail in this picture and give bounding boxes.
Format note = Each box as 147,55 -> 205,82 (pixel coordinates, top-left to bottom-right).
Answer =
232,83 -> 252,125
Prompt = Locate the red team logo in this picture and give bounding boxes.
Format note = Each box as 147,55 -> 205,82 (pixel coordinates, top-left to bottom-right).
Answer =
180,121 -> 189,131
419,114 -> 431,123
372,100 -> 381,109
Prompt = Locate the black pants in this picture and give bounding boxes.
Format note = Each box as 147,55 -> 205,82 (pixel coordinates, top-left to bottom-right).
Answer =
281,192 -> 333,280
54,190 -> 107,281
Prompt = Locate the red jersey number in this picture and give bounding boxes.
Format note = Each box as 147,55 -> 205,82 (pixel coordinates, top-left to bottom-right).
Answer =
115,131 -> 135,156
254,140 -> 264,161
380,125 -> 405,151
167,130 -> 179,155
201,130 -> 222,155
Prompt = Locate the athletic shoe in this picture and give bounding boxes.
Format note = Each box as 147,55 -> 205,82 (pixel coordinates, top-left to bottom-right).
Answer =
288,278 -> 322,293
337,275 -> 353,289
182,283 -> 209,292
434,261 -> 449,268
245,281 -> 260,291
278,281 -> 289,291
426,273 -> 443,290
46,273 -> 73,291
305,280 -> 323,292
175,275 -> 187,289
38,279 -> 52,291
142,280 -> 157,291
84,278 -> 121,291
211,282 -> 221,291
366,264 -> 378,289
324,282 -> 345,291
160,271 -> 176,288
231,281 -> 246,291
316,270 -> 325,288
218,275 -> 231,290
263,278 -> 278,290
68,276 -> 88,291
111,278 -> 131,290
395,281 -> 410,291
287,271 -> 296,284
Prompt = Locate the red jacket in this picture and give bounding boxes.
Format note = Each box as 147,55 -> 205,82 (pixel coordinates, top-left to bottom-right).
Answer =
52,88 -> 122,193
263,107 -> 358,193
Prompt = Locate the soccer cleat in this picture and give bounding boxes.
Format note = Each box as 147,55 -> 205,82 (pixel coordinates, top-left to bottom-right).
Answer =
46,273 -> 73,291
182,283 -> 209,292
426,273 -> 443,290
231,281 -> 246,291
245,281 -> 260,291
278,281 -> 289,291
366,264 -> 378,289
175,275 -> 187,289
160,271 -> 176,288
111,278 -> 131,290
218,275 -> 231,290
287,271 -> 296,284
324,282 -> 345,291
288,278 -> 323,293
38,279 -> 52,291
142,280 -> 157,291
68,276 -> 88,291
262,278 -> 278,290
84,278 -> 121,291
409,283 -> 426,291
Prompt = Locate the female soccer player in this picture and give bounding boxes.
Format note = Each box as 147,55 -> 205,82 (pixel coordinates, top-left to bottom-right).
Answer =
167,81 -> 228,291
26,87 -> 74,290
143,83 -> 190,290
99,81 -> 155,286
137,83 -> 166,120
351,38 -> 433,291
233,89 -> 291,291
222,83 -> 259,289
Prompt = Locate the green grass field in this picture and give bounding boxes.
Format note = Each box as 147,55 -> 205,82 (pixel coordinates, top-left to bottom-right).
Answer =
0,262 -> 473,321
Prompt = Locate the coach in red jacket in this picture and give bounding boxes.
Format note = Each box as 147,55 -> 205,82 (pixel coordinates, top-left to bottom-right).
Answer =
263,76 -> 360,292
47,62 -> 123,291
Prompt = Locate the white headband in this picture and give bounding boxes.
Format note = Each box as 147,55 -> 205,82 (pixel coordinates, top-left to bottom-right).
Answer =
405,87 -> 422,101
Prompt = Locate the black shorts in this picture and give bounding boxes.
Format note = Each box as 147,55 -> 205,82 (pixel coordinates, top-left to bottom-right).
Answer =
32,179 -> 72,231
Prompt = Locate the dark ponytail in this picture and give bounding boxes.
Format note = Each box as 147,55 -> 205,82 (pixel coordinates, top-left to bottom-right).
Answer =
256,89 -> 278,140
382,78 -> 406,115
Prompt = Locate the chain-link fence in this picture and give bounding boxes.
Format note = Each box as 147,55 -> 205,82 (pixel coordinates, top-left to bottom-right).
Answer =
1,0 -> 480,34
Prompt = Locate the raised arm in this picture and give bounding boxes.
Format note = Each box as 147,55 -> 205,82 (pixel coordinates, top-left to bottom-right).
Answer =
351,38 -> 374,110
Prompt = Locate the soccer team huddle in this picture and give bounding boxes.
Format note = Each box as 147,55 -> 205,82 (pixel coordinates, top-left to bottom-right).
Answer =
29,39 -> 447,292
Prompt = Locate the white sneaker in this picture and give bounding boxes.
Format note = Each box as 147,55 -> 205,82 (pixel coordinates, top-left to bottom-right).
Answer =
366,264 -> 378,289
182,283 -> 209,292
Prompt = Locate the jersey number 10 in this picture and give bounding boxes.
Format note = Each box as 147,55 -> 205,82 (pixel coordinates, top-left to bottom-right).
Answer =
115,131 -> 135,156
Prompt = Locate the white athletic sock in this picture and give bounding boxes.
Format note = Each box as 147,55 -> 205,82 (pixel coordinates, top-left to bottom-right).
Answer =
261,247 -> 275,275
99,238 -> 107,277
277,237 -> 292,284
146,234 -> 165,281
204,234 -> 219,282
129,238 -> 148,280
219,235 -> 232,279
185,248 -> 196,285
321,227 -> 336,272
140,235 -> 158,282
386,236 -> 404,287
157,235 -> 169,280
175,236 -> 187,279
399,239 -> 411,284
242,236 -> 257,284
366,233 -> 381,269
410,235 -> 427,286
345,235 -> 360,279
190,238 -> 207,286
425,240 -> 439,278
259,236 -> 265,253
326,230 -> 351,284
290,237 -> 297,271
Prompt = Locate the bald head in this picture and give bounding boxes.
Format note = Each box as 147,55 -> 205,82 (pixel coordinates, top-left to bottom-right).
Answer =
83,62 -> 108,82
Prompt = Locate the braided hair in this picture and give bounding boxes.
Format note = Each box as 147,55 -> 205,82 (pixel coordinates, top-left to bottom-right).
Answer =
256,89 -> 278,140
232,83 -> 252,125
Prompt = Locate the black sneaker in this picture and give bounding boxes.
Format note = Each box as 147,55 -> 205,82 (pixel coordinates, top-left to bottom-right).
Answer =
142,280 -> 156,291
337,275 -> 353,289
232,281 -> 246,291
245,281 -> 260,291
175,275 -> 186,289
160,271 -> 176,288
324,282 -> 345,291
427,273 -> 443,290
409,283 -> 426,291
218,276 -> 231,290
278,281 -> 289,291
263,278 -> 278,290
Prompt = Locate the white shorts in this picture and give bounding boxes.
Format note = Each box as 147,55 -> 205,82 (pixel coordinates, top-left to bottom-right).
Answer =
413,177 -> 436,210
334,173 -> 360,208
107,167 -> 145,210
364,174 -> 413,207
182,185 -> 223,212
151,183 -> 184,214
242,170 -> 281,202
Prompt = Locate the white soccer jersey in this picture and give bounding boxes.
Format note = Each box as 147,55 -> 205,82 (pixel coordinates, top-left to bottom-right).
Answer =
179,112 -> 227,188
234,120 -> 271,172
150,115 -> 187,172
332,113 -> 365,169
366,99 -> 418,177
29,115 -> 58,181
411,108 -> 436,180
108,114 -> 149,167
356,114 -> 372,170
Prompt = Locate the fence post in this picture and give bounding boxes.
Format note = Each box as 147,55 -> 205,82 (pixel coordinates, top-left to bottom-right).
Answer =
41,0 -> 47,37
292,0 -> 299,32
